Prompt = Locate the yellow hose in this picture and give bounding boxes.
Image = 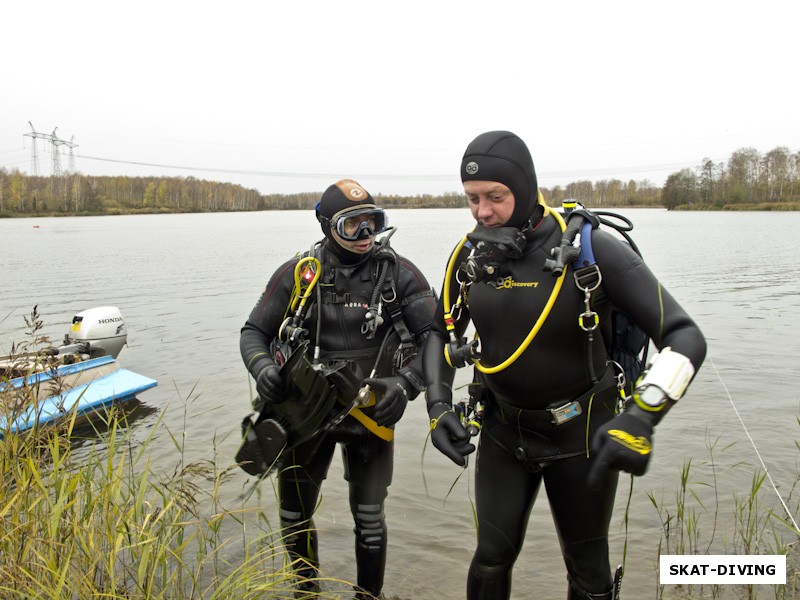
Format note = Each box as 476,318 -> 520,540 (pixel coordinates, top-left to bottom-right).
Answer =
290,256 -> 322,313
442,194 -> 569,374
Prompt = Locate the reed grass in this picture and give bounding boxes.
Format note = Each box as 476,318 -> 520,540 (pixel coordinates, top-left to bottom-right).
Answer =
647,427 -> 800,599
0,403 -> 366,599
0,309 -> 359,599
3,309 -> 797,599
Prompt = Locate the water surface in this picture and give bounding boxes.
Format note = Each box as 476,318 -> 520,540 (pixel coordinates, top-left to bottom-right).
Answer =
1,208 -> 798,598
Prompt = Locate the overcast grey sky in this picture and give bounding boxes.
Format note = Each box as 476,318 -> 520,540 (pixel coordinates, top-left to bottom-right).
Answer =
1,0 -> 797,197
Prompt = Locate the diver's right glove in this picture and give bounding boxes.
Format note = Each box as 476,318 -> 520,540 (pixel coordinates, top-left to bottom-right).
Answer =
254,363 -> 286,408
363,375 -> 415,427
428,401 -> 475,467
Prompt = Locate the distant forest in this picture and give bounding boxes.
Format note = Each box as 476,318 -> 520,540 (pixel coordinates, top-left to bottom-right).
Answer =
1,145 -> 798,217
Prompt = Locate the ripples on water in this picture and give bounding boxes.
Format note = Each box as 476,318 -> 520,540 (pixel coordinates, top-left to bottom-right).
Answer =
1,208 -> 799,598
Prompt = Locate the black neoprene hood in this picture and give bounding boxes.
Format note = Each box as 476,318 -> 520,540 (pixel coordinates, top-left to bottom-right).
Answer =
460,131 -> 539,228
315,178 -> 378,264
317,179 -> 376,222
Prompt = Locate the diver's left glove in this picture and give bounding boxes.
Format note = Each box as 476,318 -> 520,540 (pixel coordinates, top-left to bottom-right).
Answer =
587,402 -> 658,491
588,347 -> 696,490
363,375 -> 415,427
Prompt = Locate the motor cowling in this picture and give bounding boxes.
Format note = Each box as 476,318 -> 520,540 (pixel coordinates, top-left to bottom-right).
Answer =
66,306 -> 128,359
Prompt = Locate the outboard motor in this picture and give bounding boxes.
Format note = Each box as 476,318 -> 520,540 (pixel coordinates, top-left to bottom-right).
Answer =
62,306 -> 128,359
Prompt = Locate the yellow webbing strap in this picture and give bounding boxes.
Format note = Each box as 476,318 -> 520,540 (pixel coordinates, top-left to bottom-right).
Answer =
348,407 -> 394,441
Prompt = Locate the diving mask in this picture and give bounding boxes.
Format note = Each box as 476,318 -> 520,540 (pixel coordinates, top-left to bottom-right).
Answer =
331,207 -> 388,241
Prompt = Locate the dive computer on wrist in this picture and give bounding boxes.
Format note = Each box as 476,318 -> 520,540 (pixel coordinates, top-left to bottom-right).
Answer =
633,385 -> 668,411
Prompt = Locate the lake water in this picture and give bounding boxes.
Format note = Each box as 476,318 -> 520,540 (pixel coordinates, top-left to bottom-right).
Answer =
1,208 -> 798,599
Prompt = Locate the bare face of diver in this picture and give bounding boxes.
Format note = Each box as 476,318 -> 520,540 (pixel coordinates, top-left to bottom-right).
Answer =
464,180 -> 515,227
331,213 -> 377,254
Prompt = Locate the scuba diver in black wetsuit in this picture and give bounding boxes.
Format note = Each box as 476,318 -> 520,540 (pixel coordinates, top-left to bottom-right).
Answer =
422,131 -> 707,599
240,179 -> 436,599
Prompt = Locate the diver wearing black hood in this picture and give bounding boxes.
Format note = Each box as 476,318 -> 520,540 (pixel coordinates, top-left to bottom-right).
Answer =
460,130 -> 539,229
423,132 -> 706,599
240,179 -> 436,599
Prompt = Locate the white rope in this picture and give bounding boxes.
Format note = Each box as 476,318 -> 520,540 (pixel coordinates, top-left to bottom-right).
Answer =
710,357 -> 799,532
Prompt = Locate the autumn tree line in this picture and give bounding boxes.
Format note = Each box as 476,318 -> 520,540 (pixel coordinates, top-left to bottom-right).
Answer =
1,145 -> 797,217
661,146 -> 800,209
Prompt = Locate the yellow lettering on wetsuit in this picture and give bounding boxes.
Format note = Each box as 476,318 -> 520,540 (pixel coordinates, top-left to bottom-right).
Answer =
607,429 -> 651,454
493,276 -> 539,290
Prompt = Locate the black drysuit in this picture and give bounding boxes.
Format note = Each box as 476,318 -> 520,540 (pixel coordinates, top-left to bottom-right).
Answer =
423,210 -> 707,599
241,238 -> 435,596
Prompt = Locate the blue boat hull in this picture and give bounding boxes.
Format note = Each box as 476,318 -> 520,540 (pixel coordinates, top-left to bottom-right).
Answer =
1,355 -> 157,435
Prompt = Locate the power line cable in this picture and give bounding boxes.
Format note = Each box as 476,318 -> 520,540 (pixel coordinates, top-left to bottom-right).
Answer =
76,154 -> 455,181
76,153 -> 695,183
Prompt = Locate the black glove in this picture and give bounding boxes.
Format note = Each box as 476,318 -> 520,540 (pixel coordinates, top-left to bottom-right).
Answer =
429,402 -> 475,467
587,404 -> 656,491
255,364 -> 286,407
363,375 -> 414,427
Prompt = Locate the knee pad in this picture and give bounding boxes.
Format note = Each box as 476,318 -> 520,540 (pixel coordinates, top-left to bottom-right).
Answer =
353,503 -> 386,552
563,536 -> 612,596
353,503 -> 387,596
280,507 -> 318,566
280,507 -> 311,533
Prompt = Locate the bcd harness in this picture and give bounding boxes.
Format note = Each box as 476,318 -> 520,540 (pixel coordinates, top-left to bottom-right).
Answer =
237,233 -> 428,479
442,197 -> 649,434
278,231 -> 424,443
442,193 -> 569,374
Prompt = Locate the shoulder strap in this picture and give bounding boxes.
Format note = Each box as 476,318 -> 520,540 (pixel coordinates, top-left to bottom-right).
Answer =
564,203 -> 651,393
569,210 -> 602,292
374,239 -> 415,349
575,220 -> 596,269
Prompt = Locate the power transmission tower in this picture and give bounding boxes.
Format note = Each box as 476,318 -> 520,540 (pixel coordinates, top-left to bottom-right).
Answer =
23,121 -> 46,175
50,127 -> 61,177
22,122 -> 79,176
64,135 -> 78,173
51,129 -> 80,175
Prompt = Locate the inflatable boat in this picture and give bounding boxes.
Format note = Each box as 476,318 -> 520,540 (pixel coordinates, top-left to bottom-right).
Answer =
0,306 -> 157,436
